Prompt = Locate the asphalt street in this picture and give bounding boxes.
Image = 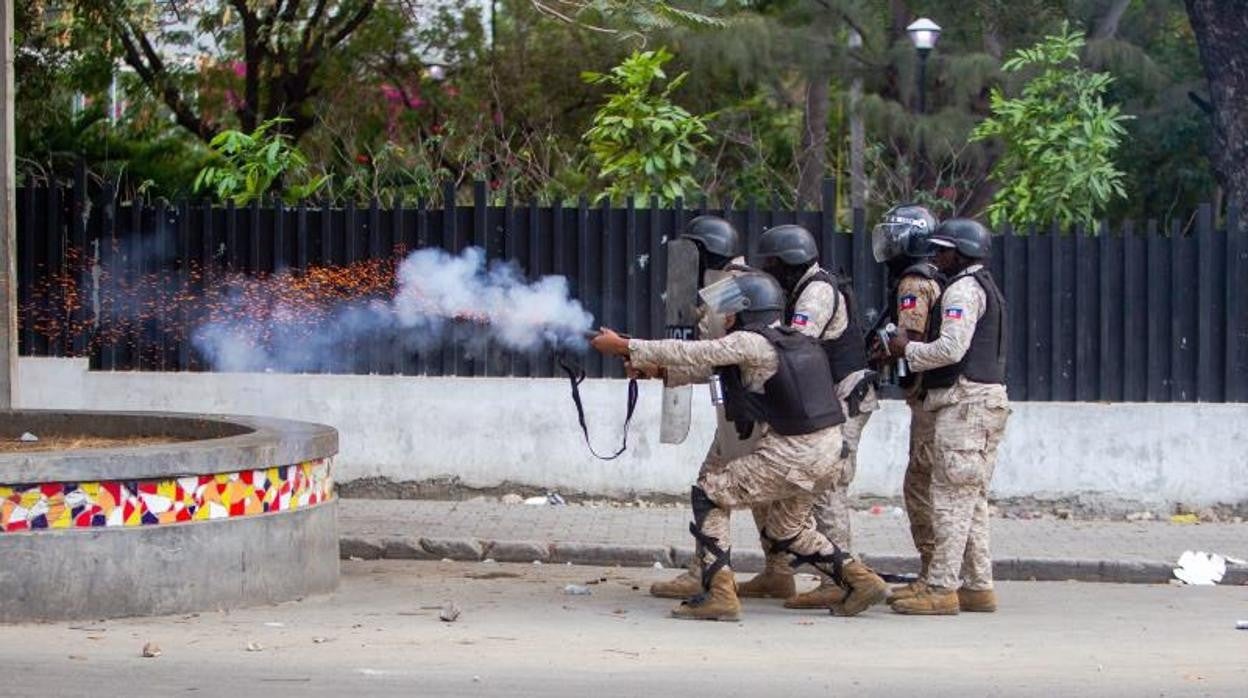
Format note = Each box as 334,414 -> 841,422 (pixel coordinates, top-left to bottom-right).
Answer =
3,560 -> 1245,697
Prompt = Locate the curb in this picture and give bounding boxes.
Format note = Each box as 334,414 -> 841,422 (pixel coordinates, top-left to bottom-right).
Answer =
339,535 -> 1248,586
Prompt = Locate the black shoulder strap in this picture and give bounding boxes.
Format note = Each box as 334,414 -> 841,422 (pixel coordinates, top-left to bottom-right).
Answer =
558,355 -> 639,461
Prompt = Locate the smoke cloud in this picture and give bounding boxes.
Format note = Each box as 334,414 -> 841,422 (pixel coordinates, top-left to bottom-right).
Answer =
191,247 -> 594,373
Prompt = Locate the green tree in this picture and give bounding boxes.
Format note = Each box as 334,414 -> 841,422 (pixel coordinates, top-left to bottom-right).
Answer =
581,48 -> 710,203
194,119 -> 328,205
971,24 -> 1131,228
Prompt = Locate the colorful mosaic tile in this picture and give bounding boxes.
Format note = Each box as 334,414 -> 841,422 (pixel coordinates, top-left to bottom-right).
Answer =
0,459 -> 333,533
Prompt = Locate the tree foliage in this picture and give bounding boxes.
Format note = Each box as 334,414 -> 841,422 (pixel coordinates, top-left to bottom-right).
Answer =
971,24 -> 1131,228
582,48 -> 710,203
194,119 -> 329,205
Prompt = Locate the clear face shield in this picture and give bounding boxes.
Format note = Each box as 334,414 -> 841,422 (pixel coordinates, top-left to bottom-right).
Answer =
871,221 -> 912,263
698,276 -> 752,315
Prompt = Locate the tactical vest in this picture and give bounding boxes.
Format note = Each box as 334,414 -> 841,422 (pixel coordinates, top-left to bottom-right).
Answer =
718,325 -> 846,436
923,268 -> 1007,389
886,261 -> 944,391
786,269 -> 867,383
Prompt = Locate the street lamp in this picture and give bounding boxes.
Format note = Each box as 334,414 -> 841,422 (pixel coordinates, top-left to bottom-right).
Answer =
906,18 -> 942,114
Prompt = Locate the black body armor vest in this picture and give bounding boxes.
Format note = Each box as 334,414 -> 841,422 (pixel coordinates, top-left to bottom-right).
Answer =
718,325 -> 845,436
923,268 -> 1007,389
785,269 -> 868,383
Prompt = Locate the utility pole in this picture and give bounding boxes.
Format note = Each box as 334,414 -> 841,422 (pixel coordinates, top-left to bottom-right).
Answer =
0,0 -> 16,408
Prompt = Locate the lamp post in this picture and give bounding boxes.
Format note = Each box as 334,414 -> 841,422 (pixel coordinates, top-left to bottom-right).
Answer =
906,18 -> 942,114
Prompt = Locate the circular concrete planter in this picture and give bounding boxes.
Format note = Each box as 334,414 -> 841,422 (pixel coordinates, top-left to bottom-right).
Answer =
0,410 -> 339,622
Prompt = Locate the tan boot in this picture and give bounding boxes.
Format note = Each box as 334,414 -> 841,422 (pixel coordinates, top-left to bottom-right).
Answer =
887,579 -> 927,604
958,588 -> 997,612
737,571 -> 796,599
890,586 -> 959,615
783,580 -> 846,609
670,568 -> 742,622
829,561 -> 889,617
649,570 -> 703,599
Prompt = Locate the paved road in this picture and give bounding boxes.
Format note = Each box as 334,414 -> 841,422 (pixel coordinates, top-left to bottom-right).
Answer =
340,498 -> 1248,562
3,560 -> 1245,697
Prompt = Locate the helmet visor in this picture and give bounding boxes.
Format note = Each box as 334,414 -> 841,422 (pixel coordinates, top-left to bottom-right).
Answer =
698,276 -> 751,315
872,222 -> 911,263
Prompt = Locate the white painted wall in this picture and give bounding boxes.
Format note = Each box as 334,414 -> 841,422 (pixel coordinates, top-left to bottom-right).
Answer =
19,357 -> 1248,506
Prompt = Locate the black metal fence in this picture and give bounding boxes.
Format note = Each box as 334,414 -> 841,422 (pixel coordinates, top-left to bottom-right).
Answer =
16,180 -> 1248,402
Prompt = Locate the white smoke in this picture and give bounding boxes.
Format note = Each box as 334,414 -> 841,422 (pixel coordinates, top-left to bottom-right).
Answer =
192,247 -> 594,373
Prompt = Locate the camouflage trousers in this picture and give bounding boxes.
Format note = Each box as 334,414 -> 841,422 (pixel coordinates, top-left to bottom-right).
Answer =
925,398 -> 1011,591
698,426 -> 847,572
807,407 -> 873,554
905,398 -> 939,577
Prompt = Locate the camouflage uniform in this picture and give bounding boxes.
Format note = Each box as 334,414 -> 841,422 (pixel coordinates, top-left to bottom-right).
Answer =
904,264 -> 1011,591
895,273 -> 944,575
768,265 -> 878,553
630,332 -> 853,580
633,259 -> 760,588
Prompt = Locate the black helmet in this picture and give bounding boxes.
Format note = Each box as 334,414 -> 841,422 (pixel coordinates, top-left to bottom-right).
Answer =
872,204 -> 937,262
733,272 -> 786,327
756,225 -> 819,266
930,218 -> 992,259
681,216 -> 740,258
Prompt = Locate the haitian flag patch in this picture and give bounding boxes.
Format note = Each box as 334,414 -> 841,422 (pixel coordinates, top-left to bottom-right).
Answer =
944,307 -> 964,320
792,313 -> 810,327
899,295 -> 918,310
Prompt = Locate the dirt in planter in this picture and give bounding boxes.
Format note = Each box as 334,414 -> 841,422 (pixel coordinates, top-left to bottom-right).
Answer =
0,435 -> 195,453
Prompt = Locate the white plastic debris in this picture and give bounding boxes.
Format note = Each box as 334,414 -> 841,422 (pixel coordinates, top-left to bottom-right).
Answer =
245,641 -> 264,652
481,558 -> 496,565
1235,620 -> 1248,630
1225,555 -> 1247,566
563,584 -> 592,596
524,496 -> 548,506
141,642 -> 161,658
263,622 -> 285,628
19,432 -> 38,443
439,602 -> 461,622
532,560 -> 543,566
652,562 -> 664,570
1173,550 -> 1227,585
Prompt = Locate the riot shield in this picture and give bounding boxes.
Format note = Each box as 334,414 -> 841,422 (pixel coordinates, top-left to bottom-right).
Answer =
659,238 -> 700,444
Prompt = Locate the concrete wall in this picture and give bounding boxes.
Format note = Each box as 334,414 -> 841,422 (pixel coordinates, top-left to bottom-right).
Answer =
21,357 -> 1248,507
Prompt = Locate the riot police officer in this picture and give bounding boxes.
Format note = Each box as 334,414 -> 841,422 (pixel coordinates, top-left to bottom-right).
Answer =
642,216 -> 757,599
868,204 -> 944,595
592,272 -> 889,621
884,219 -> 1010,615
732,224 -> 878,609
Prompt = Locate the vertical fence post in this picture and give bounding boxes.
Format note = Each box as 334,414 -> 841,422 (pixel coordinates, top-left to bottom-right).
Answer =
1227,206 -> 1245,401
1025,224 -> 1048,400
1145,219 -> 1168,401
367,197 -> 384,375
70,161 -> 88,358
577,195 -> 600,376
18,185 -> 34,356
1122,220 -> 1146,401
1170,218 -> 1194,401
176,199 -> 191,370
1196,203 -> 1220,401
99,184 -> 118,371
625,195 -> 639,341
647,195 -> 662,341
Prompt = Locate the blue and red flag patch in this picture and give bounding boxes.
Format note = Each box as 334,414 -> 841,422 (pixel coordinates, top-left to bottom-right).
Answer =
899,295 -> 918,310
944,307 -> 964,320
792,313 -> 810,327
